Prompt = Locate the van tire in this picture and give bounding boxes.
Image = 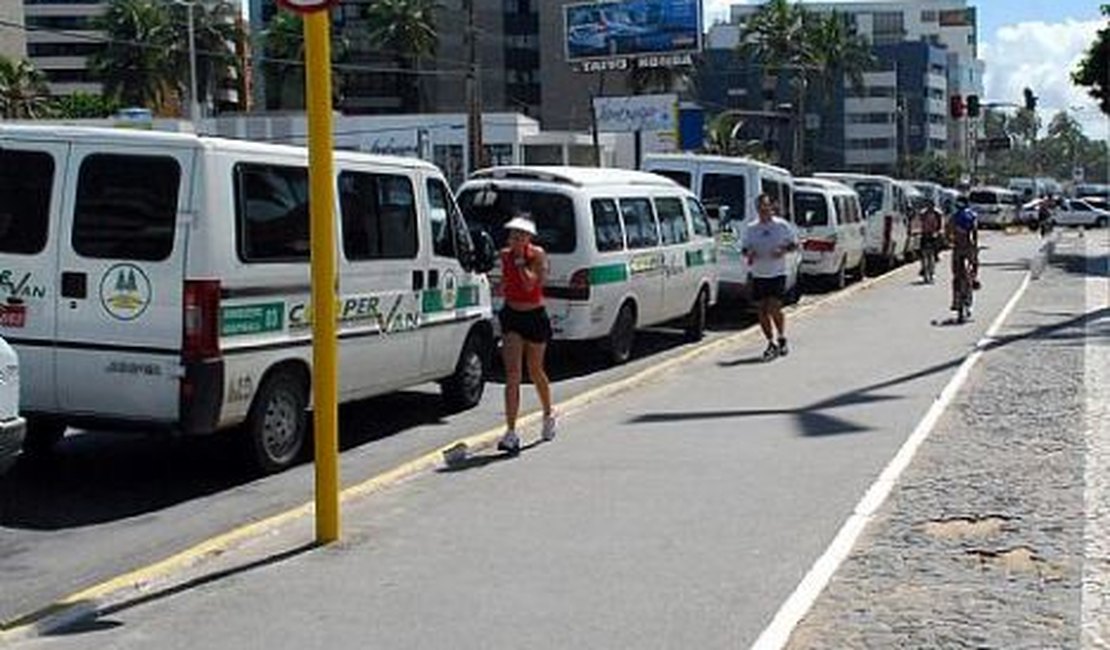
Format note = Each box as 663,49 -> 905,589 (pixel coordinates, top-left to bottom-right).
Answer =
831,259 -> 847,290
606,303 -> 637,365
684,288 -> 708,342
22,417 -> 66,455
245,369 -> 309,474
441,331 -> 487,412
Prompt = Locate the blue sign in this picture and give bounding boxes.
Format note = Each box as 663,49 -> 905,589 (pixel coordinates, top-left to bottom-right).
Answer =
565,0 -> 702,62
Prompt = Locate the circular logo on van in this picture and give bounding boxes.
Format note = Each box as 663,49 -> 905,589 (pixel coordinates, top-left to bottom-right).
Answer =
442,270 -> 458,310
100,264 -> 152,321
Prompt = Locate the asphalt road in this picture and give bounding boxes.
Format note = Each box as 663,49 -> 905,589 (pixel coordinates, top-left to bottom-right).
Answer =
5,231 -> 1047,648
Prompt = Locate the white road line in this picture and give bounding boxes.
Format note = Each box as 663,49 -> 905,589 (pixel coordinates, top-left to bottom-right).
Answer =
750,270 -> 1033,650
1082,233 -> 1110,650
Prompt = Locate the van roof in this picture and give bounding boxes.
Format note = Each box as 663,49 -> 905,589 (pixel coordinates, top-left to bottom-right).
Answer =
468,166 -> 681,188
642,153 -> 792,176
814,171 -> 895,183
794,177 -> 855,193
969,185 -> 1016,194
0,123 -> 440,172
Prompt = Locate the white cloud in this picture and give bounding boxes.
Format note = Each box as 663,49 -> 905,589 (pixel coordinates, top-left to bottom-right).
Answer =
981,19 -> 1108,141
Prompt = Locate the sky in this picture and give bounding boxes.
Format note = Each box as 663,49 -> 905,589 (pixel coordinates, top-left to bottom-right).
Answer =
706,0 -> 1109,140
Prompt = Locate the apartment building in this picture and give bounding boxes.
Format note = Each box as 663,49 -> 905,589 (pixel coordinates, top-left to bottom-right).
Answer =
0,0 -> 27,61
23,0 -> 105,96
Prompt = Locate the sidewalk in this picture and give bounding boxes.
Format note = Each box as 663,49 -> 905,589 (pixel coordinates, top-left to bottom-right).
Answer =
15,231 -> 1105,650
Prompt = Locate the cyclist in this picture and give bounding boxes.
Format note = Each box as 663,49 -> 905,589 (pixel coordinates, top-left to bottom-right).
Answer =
947,196 -> 979,315
918,199 -> 943,282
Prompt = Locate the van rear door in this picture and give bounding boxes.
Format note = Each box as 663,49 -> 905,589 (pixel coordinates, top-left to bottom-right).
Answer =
55,143 -> 194,422
0,139 -> 68,413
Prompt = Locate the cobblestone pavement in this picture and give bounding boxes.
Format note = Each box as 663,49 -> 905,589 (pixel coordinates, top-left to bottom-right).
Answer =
786,232 -> 1107,650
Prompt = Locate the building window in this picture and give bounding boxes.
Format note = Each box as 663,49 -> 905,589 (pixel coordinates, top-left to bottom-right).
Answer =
921,10 -> 937,22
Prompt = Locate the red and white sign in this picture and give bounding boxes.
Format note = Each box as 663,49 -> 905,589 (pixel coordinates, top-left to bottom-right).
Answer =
276,0 -> 338,14
0,304 -> 26,329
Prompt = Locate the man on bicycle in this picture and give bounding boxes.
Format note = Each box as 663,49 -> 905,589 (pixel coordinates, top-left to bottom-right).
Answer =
919,199 -> 943,281
947,196 -> 979,313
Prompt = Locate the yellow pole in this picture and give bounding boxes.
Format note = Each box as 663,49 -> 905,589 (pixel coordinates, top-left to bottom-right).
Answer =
304,10 -> 340,544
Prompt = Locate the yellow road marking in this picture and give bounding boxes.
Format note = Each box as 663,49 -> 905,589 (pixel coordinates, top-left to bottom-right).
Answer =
0,262 -> 916,641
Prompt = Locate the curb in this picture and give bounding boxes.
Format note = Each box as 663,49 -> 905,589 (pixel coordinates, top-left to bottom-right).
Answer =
0,260 -> 918,643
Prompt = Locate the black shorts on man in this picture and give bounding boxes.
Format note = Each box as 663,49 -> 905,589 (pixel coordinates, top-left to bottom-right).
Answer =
751,275 -> 787,302
498,306 -> 552,343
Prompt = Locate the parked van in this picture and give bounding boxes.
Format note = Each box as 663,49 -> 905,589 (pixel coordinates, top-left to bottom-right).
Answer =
641,154 -> 800,303
456,167 -> 718,365
0,335 -> 24,475
814,172 -> 913,268
968,186 -> 1021,228
0,125 -> 495,472
793,178 -> 867,288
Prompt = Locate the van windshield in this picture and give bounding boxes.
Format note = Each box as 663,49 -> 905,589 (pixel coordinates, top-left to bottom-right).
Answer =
969,191 -> 999,205
457,187 -> 576,254
853,181 -> 884,216
793,191 -> 829,227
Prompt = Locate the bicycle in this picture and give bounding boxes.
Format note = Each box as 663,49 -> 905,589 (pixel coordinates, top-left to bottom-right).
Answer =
952,252 -> 975,323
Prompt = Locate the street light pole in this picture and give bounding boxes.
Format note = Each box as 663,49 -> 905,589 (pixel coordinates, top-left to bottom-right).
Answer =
175,0 -> 201,123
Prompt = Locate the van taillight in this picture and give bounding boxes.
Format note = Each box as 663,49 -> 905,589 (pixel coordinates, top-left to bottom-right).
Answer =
545,269 -> 591,301
803,238 -> 836,252
183,280 -> 221,362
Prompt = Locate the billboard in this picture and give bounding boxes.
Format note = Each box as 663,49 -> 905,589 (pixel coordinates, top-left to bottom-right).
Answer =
565,0 -> 702,63
593,94 -> 677,133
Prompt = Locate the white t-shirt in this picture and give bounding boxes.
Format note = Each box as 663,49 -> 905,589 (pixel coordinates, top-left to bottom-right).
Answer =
741,216 -> 798,278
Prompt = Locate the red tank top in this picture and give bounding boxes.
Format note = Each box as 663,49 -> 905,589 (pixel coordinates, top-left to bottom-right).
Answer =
501,247 -> 543,304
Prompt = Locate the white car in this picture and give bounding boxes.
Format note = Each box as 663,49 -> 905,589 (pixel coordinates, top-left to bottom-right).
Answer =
793,178 -> 867,288
0,335 -> 25,475
1054,198 -> 1110,228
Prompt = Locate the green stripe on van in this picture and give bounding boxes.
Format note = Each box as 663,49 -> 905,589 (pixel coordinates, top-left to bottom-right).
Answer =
685,249 -> 704,267
422,285 -> 481,313
589,263 -> 629,285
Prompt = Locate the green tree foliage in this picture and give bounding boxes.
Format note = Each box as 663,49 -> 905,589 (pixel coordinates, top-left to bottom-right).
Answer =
1072,5 -> 1110,116
258,11 -> 349,111
91,0 -> 177,112
50,92 -> 122,119
979,110 -> 1108,185
363,0 -> 440,112
0,56 -> 52,119
168,1 -> 240,111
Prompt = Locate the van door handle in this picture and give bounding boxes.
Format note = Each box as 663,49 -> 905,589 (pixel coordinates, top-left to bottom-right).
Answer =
412,270 -> 424,291
61,271 -> 87,299
428,269 -> 439,289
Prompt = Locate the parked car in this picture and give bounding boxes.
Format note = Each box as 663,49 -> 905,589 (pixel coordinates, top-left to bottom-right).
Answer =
0,335 -> 25,475
793,178 -> 867,288
457,166 -> 719,364
1053,198 -> 1110,228
0,124 -> 495,473
813,172 -> 913,268
642,153 -> 801,304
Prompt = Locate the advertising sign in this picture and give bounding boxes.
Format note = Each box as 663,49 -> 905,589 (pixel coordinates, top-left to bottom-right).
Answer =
565,0 -> 701,62
594,94 -> 678,133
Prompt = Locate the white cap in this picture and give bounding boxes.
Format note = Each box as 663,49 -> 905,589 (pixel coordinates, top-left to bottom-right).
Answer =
504,216 -> 537,236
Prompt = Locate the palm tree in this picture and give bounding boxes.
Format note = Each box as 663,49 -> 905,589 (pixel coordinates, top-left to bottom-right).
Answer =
0,56 -> 52,119
260,11 -> 306,110
168,1 -> 240,114
806,11 -> 874,102
363,0 -> 440,112
91,0 -> 177,113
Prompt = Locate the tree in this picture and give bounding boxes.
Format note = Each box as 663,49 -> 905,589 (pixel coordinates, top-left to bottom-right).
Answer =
363,0 -> 440,112
168,1 -> 241,114
806,11 -> 873,101
260,11 -> 305,110
0,56 -> 52,119
1072,5 -> 1110,116
50,92 -> 121,119
91,0 -> 177,113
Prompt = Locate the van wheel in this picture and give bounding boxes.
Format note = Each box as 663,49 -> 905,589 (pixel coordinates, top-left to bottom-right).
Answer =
684,289 -> 709,342
607,303 -> 637,365
22,417 -> 66,455
831,259 -> 847,290
245,369 -> 308,474
1097,216 -> 1108,228
441,332 -> 487,412
856,254 -> 868,279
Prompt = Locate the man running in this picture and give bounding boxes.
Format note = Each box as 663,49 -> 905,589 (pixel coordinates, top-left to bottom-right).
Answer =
742,193 -> 799,361
947,196 -> 979,314
919,199 -> 943,281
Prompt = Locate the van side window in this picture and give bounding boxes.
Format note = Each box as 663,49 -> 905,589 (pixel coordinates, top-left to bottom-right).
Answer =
654,197 -> 689,245
73,154 -> 180,261
686,197 -> 712,237
619,198 -> 659,249
234,163 -> 310,262
339,172 -> 418,261
591,199 -> 625,252
702,173 -> 745,224
0,149 -> 53,255
427,178 -> 458,259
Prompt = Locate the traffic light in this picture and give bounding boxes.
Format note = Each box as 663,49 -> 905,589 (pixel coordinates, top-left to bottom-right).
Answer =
966,94 -> 980,118
1023,87 -> 1038,111
949,94 -> 965,119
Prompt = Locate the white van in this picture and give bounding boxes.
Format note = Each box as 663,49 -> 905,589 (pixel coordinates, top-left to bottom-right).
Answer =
0,335 -> 24,475
456,167 -> 718,365
968,186 -> 1021,228
814,172 -> 913,268
793,178 -> 867,288
0,125 -> 495,472
641,154 -> 801,303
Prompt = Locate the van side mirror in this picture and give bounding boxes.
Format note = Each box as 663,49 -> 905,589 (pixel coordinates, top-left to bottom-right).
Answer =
470,230 -> 497,274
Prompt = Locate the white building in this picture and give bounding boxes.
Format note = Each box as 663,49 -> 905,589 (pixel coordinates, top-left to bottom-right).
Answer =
0,0 -> 26,61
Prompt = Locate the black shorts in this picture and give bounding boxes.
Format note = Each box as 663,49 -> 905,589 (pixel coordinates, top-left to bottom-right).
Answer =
498,306 -> 552,344
751,276 -> 786,302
